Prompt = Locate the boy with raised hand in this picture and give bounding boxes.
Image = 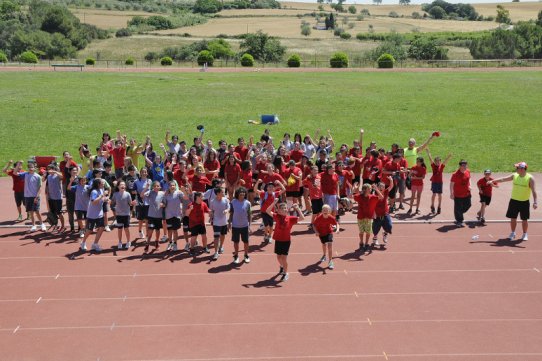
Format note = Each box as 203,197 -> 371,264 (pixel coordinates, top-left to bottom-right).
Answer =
313,204 -> 337,270
476,169 -> 497,224
209,186 -> 230,260
3,160 -> 26,221
426,148 -> 452,214
20,162 -> 46,232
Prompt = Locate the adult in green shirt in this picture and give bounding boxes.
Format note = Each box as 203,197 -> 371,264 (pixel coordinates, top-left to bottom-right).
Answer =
404,134 -> 435,168
489,162 -> 537,241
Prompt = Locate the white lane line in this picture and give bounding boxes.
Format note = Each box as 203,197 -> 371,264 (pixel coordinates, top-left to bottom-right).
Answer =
13,325 -> 20,334
367,318 -> 372,326
343,269 -> 348,276
383,351 -> 389,360
0,268 -> 537,280
354,291 -> 359,298
110,322 -> 115,331
36,297 -> 42,304
489,234 -> 494,238
534,268 -> 540,273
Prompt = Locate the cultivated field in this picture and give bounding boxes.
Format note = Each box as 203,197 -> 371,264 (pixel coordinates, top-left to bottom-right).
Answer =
71,9 -> 154,29
0,70 -> 540,172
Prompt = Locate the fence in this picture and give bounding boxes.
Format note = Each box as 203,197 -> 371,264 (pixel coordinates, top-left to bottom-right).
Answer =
3,58 -> 542,69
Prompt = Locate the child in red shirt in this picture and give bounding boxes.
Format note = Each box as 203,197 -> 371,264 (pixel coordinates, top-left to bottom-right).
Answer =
372,178 -> 394,247
426,149 -> 452,214
354,183 -> 384,252
303,166 -> 323,230
313,205 -> 337,270
408,157 -> 427,215
266,200 -> 304,282
254,179 -> 285,244
186,192 -> 210,256
3,160 -> 26,221
476,169 -> 498,224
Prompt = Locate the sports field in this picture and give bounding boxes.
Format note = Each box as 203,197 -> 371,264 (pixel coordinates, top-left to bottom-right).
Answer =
1,70 -> 540,172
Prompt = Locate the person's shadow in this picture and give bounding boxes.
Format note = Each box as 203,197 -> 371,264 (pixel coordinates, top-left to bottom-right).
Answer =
298,261 -> 327,276
242,274 -> 283,288
470,237 -> 526,249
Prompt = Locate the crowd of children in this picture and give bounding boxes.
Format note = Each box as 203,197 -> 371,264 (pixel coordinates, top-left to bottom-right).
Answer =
3,127 -> 537,281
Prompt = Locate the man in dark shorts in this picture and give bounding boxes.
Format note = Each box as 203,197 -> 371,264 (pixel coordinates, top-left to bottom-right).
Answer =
450,160 -> 471,227
489,162 -> 537,241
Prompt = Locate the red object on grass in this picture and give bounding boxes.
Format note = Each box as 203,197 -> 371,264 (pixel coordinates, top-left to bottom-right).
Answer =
34,156 -> 57,167
432,131 -> 441,137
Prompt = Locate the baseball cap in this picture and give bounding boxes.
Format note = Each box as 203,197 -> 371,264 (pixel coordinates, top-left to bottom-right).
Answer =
515,162 -> 528,169
484,169 -> 492,174
459,160 -> 468,165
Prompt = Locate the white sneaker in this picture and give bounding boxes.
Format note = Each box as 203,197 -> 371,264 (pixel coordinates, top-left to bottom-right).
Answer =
521,233 -> 528,241
374,239 -> 381,246
160,235 -> 168,243
233,255 -> 240,264
79,230 -> 85,238
30,225 -> 37,232
91,243 -> 102,252
117,241 -> 123,249
508,232 -> 516,240
112,220 -> 117,227
328,260 -> 334,270
213,252 -> 219,260
319,255 -> 326,263
80,241 -> 87,251
383,233 -> 388,244
40,223 -> 47,231
125,241 -> 131,249
244,254 -> 251,263
104,226 -> 111,232
219,247 -> 224,254
172,243 -> 178,251
138,231 -> 145,239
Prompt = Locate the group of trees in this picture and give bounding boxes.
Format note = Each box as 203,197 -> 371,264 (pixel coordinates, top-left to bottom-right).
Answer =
421,0 -> 478,20
365,32 -> 448,61
0,0 -> 107,60
470,13 -> 542,59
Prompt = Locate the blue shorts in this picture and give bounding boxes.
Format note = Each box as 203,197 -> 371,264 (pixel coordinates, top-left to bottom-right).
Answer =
431,182 -> 443,194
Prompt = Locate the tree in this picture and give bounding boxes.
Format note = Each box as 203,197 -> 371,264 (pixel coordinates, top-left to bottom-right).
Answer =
193,0 -> 223,14
399,0 -> 411,5
373,0 -> 382,5
496,5 -> 511,25
407,36 -> 448,60
325,13 -> 336,29
348,5 -> 356,14
537,10 -> 542,27
429,6 -> 446,19
207,39 -> 234,59
0,0 -> 20,21
301,23 -> 311,36
239,31 -> 285,62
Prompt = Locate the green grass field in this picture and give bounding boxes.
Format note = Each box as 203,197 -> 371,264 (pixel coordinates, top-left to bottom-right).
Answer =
0,70 -> 540,172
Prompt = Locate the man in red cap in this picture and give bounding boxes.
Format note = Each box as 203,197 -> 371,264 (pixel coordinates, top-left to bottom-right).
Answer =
489,162 -> 537,241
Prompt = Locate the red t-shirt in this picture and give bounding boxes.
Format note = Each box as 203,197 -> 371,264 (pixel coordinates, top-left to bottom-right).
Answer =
303,175 -> 323,200
350,158 -> 363,177
241,169 -> 253,188
8,170 -> 25,192
173,168 -> 189,186
191,175 -> 211,192
477,177 -> 493,197
234,146 -> 249,161
355,193 -> 379,219
337,169 -> 353,196
189,202 -> 209,228
272,214 -> 298,241
290,149 -> 304,163
259,190 -> 281,213
224,163 -> 241,184
375,189 -> 390,217
255,162 -> 268,180
204,159 -> 220,181
410,165 -> 426,186
430,163 -> 445,183
284,167 -> 302,192
313,214 -> 337,236
382,161 -> 399,186
451,169 -> 471,198
320,172 -> 339,195
110,147 -> 126,169
262,172 -> 285,186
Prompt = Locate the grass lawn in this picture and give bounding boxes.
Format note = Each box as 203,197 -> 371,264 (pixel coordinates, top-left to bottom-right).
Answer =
0,70 -> 540,172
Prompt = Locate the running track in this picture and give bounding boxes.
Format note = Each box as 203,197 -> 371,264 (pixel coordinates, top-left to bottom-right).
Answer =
1,174 -> 540,361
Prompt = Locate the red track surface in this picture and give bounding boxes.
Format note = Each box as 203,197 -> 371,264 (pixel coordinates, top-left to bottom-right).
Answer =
0,176 -> 540,360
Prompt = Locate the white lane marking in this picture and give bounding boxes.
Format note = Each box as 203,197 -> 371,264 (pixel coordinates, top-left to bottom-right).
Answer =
534,268 -> 540,273
55,274 -> 60,280
13,325 -> 20,334
36,297 -> 42,304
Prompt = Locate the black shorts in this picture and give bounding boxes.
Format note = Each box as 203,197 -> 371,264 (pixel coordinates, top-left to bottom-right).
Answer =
431,182 -> 443,194
136,205 -> 149,221
166,217 -> 181,230
190,224 -> 206,236
232,226 -> 249,243
76,210 -> 87,221
319,233 -> 333,244
87,217 -> 105,230
182,216 -> 190,231
48,199 -> 63,215
14,192 -> 24,207
261,213 -> 274,227
506,199 -> 530,221
102,202 -> 110,213
286,190 -> 302,198
353,176 -> 361,185
147,216 -> 163,230
25,196 -> 40,212
116,215 -> 130,228
213,225 -> 228,236
388,185 -> 397,199
479,194 -> 492,206
274,240 -> 291,255
311,199 -> 324,214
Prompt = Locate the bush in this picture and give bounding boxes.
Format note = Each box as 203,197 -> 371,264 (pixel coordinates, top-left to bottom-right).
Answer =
0,51 -> 7,63
429,6 -> 446,19
287,54 -> 301,67
240,53 -> 254,67
301,24 -> 311,36
348,5 -> 357,14
193,0 -> 223,14
160,56 -> 173,66
389,11 -> 399,18
333,28 -> 345,36
412,11 -> 422,19
197,50 -> 214,66
340,32 -> 352,40
125,57 -> 135,65
20,51 -> 38,63
85,57 -> 95,65
377,53 -> 395,68
330,52 -> 348,68
115,28 -> 132,38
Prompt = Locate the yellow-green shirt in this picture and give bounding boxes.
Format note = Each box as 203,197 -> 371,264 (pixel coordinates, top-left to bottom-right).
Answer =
511,173 -> 532,201
404,147 -> 418,168
126,145 -> 143,170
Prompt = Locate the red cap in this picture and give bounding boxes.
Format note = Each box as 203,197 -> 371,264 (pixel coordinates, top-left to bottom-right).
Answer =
432,131 -> 440,137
